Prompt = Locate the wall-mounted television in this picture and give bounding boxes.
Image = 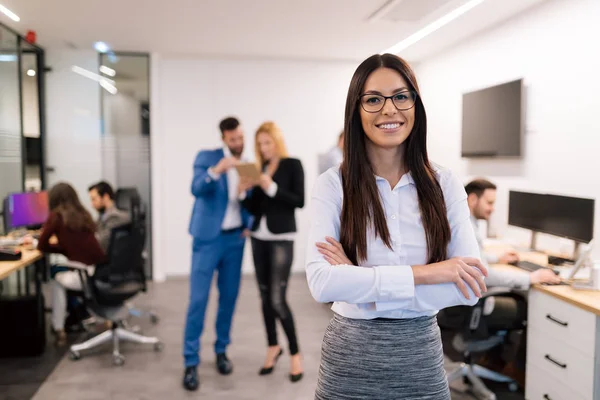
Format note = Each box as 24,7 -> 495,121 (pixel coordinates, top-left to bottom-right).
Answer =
461,79 -> 523,158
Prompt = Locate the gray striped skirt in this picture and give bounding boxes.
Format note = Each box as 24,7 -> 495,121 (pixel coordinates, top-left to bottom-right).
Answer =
315,313 -> 450,400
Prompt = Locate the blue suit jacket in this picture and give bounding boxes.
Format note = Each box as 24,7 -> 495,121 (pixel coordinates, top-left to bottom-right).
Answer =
188,148 -> 251,241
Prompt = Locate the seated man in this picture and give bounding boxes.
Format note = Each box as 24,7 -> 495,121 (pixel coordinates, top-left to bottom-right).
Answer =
88,181 -> 130,251
464,179 -> 560,384
465,179 -> 560,289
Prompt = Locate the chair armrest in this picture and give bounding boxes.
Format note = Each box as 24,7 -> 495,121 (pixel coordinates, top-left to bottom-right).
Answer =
481,287 -> 515,298
61,260 -> 91,271
59,260 -> 95,301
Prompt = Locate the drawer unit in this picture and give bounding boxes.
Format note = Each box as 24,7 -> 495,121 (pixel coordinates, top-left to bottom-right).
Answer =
528,290 -> 596,354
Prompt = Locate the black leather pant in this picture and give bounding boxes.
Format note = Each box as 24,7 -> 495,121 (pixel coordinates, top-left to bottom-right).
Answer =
251,238 -> 299,355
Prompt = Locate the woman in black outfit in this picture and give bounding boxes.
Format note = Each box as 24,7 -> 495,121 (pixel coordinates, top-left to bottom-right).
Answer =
238,121 -> 304,382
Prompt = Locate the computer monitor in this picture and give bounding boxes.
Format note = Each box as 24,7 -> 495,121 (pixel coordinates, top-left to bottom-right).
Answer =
508,190 -> 595,244
2,191 -> 49,232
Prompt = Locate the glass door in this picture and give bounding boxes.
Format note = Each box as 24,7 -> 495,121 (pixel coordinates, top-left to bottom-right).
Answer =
99,53 -> 152,278
20,41 -> 44,192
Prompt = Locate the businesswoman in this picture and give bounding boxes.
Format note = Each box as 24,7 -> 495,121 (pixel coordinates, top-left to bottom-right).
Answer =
239,121 -> 305,382
305,54 -> 488,399
37,183 -> 106,345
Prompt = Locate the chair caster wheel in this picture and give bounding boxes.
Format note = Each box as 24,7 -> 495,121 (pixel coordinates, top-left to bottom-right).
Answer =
508,382 -> 519,392
150,314 -> 159,324
154,342 -> 164,352
113,354 -> 125,366
69,351 -> 81,361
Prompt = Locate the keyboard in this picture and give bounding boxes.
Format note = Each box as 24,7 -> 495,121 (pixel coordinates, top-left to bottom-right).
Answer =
515,260 -> 546,272
0,238 -> 21,247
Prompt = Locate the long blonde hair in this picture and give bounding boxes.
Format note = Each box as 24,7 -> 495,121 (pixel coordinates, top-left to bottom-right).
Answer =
255,121 -> 289,167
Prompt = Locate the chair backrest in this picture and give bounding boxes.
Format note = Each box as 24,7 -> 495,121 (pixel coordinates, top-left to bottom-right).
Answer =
115,187 -> 147,249
437,291 -> 527,344
115,188 -> 145,222
92,222 -> 146,306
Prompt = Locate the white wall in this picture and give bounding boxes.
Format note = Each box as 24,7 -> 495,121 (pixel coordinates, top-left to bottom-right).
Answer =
152,57 -> 356,278
416,0 -> 600,257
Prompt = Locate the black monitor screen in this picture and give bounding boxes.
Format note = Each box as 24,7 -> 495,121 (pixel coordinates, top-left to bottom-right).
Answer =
508,191 -> 595,243
462,79 -> 522,157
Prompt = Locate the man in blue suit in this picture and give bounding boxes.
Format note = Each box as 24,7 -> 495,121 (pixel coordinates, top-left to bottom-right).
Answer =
183,117 -> 250,391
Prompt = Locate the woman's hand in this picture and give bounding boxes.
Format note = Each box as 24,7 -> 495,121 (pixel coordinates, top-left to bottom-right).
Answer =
259,174 -> 273,191
238,177 -> 256,195
21,235 -> 34,245
412,257 -> 488,299
316,237 -> 352,266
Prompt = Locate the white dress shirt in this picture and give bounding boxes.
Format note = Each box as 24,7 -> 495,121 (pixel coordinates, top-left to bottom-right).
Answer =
305,165 -> 484,320
208,147 -> 243,230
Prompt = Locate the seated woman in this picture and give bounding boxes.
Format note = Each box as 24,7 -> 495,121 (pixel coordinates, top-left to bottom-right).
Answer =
37,182 -> 106,345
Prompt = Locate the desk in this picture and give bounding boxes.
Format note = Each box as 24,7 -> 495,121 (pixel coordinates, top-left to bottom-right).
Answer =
491,258 -> 600,399
0,246 -> 46,357
0,248 -> 43,280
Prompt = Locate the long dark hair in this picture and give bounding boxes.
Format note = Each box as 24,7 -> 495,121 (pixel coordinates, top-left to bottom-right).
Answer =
340,53 -> 450,265
48,182 -> 96,233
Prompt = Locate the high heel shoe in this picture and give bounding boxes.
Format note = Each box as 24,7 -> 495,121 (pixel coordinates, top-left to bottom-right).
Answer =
258,349 -> 283,375
289,372 -> 303,383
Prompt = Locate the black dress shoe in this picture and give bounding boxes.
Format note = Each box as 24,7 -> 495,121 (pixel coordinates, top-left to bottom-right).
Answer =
259,349 -> 284,375
183,366 -> 199,391
289,372 -> 303,383
216,353 -> 233,375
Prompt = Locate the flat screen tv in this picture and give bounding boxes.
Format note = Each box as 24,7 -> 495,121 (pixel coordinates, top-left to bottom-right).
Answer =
461,79 -> 523,158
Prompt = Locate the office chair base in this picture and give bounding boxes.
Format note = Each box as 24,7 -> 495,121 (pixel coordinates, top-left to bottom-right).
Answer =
69,326 -> 162,366
126,302 -> 160,324
447,362 -> 518,400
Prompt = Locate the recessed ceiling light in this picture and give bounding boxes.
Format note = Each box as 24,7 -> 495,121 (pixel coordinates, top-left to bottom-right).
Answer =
94,41 -> 110,53
26,69 -> 36,77
99,65 -> 116,77
0,4 -> 20,22
383,0 -> 485,54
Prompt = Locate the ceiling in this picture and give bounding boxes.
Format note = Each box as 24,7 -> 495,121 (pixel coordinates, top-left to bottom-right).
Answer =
1,0 -> 548,62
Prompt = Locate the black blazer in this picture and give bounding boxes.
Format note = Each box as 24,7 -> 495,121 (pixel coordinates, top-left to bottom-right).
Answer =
241,158 -> 304,234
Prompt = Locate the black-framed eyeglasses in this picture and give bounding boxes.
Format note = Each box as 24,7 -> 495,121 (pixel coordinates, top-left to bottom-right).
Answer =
359,90 -> 418,113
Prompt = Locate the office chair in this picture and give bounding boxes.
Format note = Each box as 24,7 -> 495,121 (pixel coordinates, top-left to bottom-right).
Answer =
65,223 -> 163,366
439,288 -> 524,400
114,188 -> 159,326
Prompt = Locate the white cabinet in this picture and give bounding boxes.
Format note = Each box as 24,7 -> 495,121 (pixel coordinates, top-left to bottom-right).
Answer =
526,290 -> 599,400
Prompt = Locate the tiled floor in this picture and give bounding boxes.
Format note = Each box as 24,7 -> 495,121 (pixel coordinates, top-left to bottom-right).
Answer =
4,274 -> 522,399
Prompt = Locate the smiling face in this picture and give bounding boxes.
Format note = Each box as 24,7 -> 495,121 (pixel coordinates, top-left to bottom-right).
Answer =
359,67 -> 415,151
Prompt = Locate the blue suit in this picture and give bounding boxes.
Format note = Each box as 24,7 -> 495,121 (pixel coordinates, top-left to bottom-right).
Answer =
184,148 -> 250,367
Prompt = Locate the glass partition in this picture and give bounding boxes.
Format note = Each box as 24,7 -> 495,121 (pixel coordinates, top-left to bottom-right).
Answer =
0,25 -> 23,215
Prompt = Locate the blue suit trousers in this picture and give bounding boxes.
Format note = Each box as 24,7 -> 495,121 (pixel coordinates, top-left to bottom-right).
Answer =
183,230 -> 245,367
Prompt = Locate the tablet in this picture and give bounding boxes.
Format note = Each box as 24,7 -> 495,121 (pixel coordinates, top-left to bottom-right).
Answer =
235,162 -> 261,181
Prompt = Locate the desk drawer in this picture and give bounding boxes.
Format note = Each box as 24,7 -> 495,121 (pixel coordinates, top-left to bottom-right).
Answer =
525,364 -> 585,400
528,290 -> 596,354
527,327 -> 594,399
